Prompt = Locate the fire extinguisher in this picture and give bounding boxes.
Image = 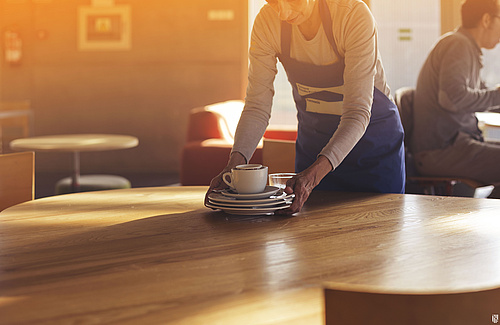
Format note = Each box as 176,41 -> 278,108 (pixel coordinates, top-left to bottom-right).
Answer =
4,30 -> 22,65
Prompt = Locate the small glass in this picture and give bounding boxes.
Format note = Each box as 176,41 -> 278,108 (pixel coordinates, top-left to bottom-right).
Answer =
268,173 -> 296,189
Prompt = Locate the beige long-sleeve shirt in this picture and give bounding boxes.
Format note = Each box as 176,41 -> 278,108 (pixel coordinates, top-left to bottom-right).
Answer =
232,0 -> 392,170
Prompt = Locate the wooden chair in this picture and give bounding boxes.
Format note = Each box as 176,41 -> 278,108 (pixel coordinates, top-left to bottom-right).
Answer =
394,87 -> 494,198
0,100 -> 33,154
324,285 -> 500,325
262,137 -> 296,174
0,152 -> 35,212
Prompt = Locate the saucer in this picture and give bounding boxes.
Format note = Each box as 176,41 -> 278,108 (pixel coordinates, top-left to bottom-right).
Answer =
221,186 -> 280,200
205,202 -> 291,215
208,192 -> 294,205
208,194 -> 294,208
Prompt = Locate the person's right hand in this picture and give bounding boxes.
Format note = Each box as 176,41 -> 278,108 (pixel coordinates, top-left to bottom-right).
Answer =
204,152 -> 247,207
204,169 -> 230,207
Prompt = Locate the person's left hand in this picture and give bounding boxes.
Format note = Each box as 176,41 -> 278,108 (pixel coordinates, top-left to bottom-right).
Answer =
276,155 -> 333,215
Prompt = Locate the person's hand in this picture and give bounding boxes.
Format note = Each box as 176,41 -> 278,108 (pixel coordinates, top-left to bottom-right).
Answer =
276,155 -> 333,215
204,152 -> 247,207
204,169 -> 231,207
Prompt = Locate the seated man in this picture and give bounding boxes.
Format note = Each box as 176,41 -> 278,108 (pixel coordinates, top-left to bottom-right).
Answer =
412,0 -> 500,197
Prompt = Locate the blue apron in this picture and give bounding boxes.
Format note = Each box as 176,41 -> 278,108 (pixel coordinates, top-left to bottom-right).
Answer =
277,0 -> 405,193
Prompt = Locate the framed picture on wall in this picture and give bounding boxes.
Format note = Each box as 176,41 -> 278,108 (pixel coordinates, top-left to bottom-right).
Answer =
78,5 -> 131,51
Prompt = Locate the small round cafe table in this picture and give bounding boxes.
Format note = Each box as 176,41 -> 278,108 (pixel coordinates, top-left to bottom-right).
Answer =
10,133 -> 139,193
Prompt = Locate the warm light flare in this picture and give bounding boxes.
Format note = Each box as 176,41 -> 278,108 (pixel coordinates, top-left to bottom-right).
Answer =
263,238 -> 298,288
206,101 -> 245,141
376,196 -> 500,292
0,187 -> 205,227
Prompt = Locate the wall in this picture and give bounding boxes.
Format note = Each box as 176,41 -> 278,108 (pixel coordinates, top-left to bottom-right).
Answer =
441,0 -> 462,34
0,0 -> 248,175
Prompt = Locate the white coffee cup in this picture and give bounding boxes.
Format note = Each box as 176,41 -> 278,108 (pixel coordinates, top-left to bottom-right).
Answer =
223,164 -> 268,194
233,164 -> 262,170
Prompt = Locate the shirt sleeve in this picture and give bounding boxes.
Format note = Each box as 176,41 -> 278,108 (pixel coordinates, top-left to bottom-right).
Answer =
318,1 -> 376,169
231,6 -> 279,162
438,36 -> 500,114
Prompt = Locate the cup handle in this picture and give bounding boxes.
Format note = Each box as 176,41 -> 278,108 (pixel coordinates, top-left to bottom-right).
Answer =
222,171 -> 234,188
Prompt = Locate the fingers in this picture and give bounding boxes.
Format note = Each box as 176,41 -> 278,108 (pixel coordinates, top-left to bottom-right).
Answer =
204,174 -> 228,207
204,152 -> 246,208
284,178 -> 296,194
287,186 -> 308,213
276,174 -> 312,215
276,194 -> 303,215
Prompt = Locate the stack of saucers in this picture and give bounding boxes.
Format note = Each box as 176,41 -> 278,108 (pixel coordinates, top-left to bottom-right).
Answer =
206,185 -> 294,215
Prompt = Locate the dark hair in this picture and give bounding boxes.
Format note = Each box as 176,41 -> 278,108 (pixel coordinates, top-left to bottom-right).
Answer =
462,0 -> 498,28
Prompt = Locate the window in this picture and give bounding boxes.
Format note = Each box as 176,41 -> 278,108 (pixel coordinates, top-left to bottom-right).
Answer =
482,47 -> 500,87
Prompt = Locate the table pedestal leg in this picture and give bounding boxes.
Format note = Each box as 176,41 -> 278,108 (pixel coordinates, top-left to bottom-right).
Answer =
71,151 -> 81,192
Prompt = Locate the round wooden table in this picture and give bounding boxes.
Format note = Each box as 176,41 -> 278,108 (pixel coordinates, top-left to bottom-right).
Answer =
1,187 -> 500,324
10,134 -> 139,192
476,111 -> 500,143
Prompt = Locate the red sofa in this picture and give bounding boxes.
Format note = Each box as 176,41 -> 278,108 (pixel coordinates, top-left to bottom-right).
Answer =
181,100 -> 297,185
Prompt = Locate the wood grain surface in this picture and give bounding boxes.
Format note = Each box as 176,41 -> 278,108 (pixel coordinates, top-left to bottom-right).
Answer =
1,186 -> 500,324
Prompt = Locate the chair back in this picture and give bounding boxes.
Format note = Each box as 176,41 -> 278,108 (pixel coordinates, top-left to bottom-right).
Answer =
394,87 -> 419,177
394,87 -> 415,146
393,87 -> 494,197
0,100 -> 33,154
325,285 -> 500,325
0,152 -> 34,211
186,100 -> 244,142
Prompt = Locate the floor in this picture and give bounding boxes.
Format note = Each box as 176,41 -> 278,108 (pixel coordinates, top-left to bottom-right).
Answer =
35,171 -> 180,199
